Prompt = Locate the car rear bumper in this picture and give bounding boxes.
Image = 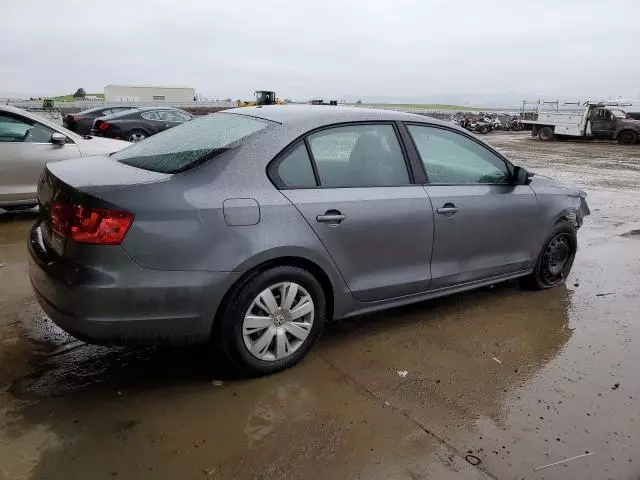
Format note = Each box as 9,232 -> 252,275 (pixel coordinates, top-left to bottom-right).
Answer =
28,223 -> 240,345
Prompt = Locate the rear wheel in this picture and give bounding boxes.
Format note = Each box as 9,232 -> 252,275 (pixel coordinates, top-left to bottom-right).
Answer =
617,130 -> 637,145
127,130 -> 147,142
524,222 -> 577,290
215,266 -> 326,376
538,126 -> 554,141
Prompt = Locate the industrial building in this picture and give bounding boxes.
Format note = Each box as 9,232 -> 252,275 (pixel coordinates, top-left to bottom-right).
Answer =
103,85 -> 196,103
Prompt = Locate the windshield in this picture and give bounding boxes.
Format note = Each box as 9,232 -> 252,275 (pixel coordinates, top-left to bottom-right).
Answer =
112,113 -> 273,173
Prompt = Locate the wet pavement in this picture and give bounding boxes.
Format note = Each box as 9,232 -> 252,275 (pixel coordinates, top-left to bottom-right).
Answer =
1,132 -> 640,479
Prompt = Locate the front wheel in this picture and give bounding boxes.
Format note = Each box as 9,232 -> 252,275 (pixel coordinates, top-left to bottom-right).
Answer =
215,266 -> 326,376
523,222 -> 577,290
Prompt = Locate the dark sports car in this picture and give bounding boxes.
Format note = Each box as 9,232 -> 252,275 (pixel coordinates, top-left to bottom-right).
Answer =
63,106 -> 137,135
92,107 -> 194,142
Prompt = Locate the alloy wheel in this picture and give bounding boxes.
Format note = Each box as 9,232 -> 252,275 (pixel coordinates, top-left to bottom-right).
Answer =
128,132 -> 146,142
242,282 -> 314,362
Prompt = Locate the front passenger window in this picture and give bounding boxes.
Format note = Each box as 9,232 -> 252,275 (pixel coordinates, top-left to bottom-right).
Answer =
0,113 -> 55,143
142,111 -> 161,121
407,125 -> 509,184
25,122 -> 56,143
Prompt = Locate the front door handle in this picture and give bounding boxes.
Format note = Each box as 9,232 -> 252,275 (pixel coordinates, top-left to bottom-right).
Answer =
316,210 -> 345,225
437,203 -> 459,215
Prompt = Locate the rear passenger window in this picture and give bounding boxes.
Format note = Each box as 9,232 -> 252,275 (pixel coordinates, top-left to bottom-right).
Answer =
273,142 -> 317,188
142,111 -> 161,121
307,124 -> 409,187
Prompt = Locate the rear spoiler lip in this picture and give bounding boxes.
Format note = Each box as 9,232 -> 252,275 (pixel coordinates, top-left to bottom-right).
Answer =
46,155 -> 171,193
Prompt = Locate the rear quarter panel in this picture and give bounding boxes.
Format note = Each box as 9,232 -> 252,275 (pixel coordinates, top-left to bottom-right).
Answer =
86,130 -> 350,311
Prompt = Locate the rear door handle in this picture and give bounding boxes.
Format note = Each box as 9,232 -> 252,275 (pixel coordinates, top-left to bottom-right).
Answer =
316,210 -> 345,224
436,203 -> 459,215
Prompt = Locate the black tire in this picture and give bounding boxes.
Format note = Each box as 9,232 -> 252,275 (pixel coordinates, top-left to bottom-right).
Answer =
617,130 -> 637,145
126,130 -> 148,142
523,222 -> 577,290
214,266 -> 326,376
538,126 -> 554,141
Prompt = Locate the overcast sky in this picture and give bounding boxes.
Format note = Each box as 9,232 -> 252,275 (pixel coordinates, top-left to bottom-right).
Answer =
2,0 -> 639,103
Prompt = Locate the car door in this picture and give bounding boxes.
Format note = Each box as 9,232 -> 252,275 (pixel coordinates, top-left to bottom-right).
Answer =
589,108 -> 616,139
274,123 -> 435,302
405,123 -> 539,289
0,111 -> 81,204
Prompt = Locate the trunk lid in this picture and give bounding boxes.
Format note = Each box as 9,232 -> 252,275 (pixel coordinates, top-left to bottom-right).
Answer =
46,154 -> 170,190
37,156 -> 170,256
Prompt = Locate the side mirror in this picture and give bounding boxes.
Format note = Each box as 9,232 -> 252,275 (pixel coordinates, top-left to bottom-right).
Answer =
513,166 -> 534,185
51,132 -> 67,145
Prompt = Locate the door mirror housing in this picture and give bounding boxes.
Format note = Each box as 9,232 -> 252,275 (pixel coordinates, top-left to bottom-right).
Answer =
513,166 -> 534,185
51,132 -> 67,145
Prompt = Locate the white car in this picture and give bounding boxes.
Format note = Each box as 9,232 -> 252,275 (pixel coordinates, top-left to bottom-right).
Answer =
0,105 -> 129,210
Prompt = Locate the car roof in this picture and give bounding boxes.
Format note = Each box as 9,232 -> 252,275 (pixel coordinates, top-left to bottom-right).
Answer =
225,104 -> 447,130
76,106 -> 115,114
100,106 -> 187,120
139,106 -> 185,111
77,105 -> 137,115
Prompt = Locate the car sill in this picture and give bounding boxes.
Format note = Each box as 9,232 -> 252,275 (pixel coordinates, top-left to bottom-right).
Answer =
338,269 -> 533,320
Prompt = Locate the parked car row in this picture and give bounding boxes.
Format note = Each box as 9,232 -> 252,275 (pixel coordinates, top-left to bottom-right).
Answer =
0,104 -> 196,210
63,106 -> 194,142
63,106 -> 137,135
91,107 -> 194,142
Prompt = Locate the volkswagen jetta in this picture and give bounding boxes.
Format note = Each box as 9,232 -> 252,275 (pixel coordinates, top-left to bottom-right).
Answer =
29,106 -> 590,375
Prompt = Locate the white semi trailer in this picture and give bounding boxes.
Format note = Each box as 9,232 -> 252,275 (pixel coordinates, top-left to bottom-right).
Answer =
521,102 -> 640,144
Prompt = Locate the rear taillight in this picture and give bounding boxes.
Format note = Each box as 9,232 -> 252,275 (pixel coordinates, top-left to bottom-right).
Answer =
51,203 -> 134,245
99,121 -> 110,131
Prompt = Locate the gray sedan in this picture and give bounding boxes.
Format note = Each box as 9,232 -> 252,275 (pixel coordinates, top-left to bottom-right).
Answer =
0,105 -> 129,210
28,106 -> 590,375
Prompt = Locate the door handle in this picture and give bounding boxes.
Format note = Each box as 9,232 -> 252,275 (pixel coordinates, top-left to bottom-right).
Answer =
436,203 -> 459,215
316,210 -> 345,224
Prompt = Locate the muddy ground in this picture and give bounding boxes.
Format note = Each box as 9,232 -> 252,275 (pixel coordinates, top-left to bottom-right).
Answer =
1,132 -> 639,480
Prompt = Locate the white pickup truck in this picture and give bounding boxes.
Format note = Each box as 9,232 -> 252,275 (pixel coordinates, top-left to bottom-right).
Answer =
521,102 -> 640,144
